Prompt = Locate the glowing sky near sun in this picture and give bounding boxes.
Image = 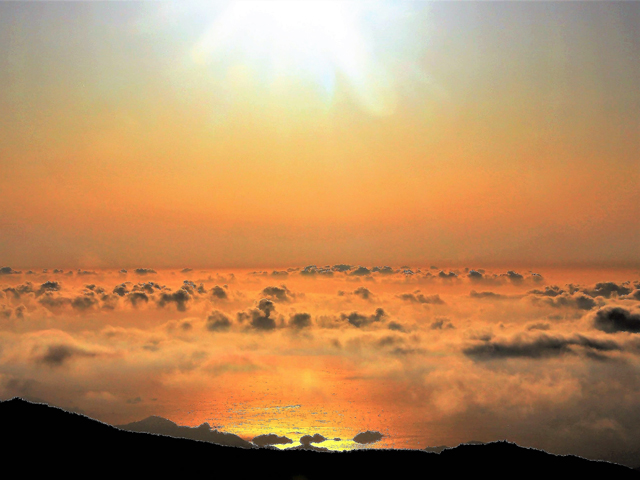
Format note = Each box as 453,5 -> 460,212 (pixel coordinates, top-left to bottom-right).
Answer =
0,1 -> 637,269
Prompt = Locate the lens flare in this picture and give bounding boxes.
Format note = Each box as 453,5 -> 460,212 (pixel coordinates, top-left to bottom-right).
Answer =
192,0 -> 397,116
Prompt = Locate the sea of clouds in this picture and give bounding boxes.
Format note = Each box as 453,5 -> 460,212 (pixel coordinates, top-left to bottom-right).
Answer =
1,265 -> 639,464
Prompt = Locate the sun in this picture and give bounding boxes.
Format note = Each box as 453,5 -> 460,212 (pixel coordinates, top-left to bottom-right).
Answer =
191,0 -> 398,116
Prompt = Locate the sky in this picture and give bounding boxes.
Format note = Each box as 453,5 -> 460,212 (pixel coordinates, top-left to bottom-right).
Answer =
0,1 -> 638,269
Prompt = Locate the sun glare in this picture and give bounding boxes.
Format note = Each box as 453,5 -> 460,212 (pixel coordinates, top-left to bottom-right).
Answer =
192,0 -> 397,115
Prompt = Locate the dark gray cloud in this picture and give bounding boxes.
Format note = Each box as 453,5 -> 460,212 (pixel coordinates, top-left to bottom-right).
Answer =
300,265 -> 333,277
37,281 -> 61,296
38,293 -> 72,309
134,268 -> 157,276
210,285 -> 228,300
353,431 -> 383,444
289,312 -> 312,329
1,304 -> 26,319
180,280 -> 206,296
593,307 -> 640,334
349,266 -> 371,276
251,315 -> 276,331
113,283 -> 129,296
99,292 -> 119,310
528,285 -> 565,297
331,264 -> 353,272
389,346 -> 426,356
261,285 -> 294,302
585,282 -> 632,299
252,434 -> 293,446
84,284 -> 105,294
206,310 -> 232,332
13,304 -> 25,319
467,269 -> 533,285
3,283 -> 34,299
438,271 -> 458,279
0,267 -> 21,275
353,287 -> 372,300
270,270 -> 289,277
375,335 -> 425,356
36,344 -> 97,366
76,270 -> 97,276
463,334 -> 621,361
376,335 -> 401,348
340,308 -> 386,328
398,292 -> 444,304
180,280 -> 197,295
238,299 -> 277,330
249,271 -> 268,277
467,270 -> 484,282
530,292 -> 597,310
126,292 -> 149,306
388,321 -> 407,332
372,266 -> 395,275
71,293 -> 99,311
257,298 -> 275,317
300,433 -> 326,445
431,318 -> 454,330
132,282 -> 161,294
469,290 -> 508,300
504,271 -> 524,284
158,289 -> 191,311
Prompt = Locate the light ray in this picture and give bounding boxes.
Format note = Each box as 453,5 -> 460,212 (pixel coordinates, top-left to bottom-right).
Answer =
191,0 -> 399,115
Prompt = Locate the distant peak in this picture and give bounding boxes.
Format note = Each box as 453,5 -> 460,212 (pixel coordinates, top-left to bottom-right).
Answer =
119,415 -> 178,430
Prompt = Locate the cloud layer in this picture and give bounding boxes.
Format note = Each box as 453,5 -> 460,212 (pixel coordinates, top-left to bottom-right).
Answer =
1,266 -> 639,463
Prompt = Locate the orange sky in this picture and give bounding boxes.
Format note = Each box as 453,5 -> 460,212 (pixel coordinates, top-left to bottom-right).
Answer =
0,1 -> 638,269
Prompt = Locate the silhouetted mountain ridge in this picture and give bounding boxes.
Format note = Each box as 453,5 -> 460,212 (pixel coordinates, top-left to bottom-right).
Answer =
1,398 -> 638,480
115,414 -> 254,448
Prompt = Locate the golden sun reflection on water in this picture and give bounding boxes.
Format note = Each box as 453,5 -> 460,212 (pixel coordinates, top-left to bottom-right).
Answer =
173,400 -> 402,451
163,355 -> 412,451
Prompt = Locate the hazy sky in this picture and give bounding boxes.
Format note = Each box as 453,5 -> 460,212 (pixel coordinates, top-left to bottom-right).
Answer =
1,1 -> 638,268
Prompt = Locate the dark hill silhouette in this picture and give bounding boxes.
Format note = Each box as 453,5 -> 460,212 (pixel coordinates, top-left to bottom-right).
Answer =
423,445 -> 450,454
1,398 -> 638,480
